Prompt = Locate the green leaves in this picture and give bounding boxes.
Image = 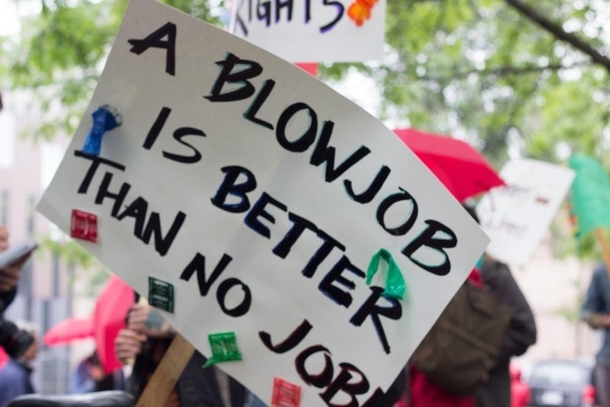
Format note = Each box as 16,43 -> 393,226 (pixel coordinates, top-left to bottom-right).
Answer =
3,0 -> 610,264
1,0 -> 222,143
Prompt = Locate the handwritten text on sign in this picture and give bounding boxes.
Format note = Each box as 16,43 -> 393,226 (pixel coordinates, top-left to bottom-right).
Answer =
477,159 -> 574,265
37,1 -> 488,405
230,0 -> 387,62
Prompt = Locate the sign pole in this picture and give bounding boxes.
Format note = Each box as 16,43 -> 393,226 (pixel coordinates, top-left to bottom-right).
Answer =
135,334 -> 195,407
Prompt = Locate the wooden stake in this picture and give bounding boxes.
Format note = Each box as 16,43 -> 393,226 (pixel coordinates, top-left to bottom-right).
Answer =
135,333 -> 195,407
595,228 -> 610,279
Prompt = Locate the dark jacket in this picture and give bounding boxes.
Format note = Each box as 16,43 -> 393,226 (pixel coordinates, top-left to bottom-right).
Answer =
0,359 -> 34,407
582,264 -> 610,366
0,288 -> 16,314
476,261 -> 537,407
129,337 -> 245,406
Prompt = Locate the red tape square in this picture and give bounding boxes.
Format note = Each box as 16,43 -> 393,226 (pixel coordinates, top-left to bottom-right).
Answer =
70,210 -> 98,243
272,377 -> 301,407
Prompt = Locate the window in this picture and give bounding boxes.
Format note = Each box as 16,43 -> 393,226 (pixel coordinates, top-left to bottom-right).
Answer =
52,253 -> 60,298
0,190 -> 8,225
27,194 -> 36,235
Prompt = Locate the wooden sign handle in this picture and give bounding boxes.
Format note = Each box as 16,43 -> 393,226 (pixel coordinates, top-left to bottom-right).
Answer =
135,333 -> 195,407
595,228 -> 610,280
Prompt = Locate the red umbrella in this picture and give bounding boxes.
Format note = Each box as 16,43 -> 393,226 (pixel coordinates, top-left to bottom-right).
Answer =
43,316 -> 94,347
394,128 -> 505,201
94,275 -> 135,374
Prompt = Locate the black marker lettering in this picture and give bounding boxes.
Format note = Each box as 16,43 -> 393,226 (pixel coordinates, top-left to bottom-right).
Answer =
180,253 -> 233,296
275,0 -> 293,23
319,256 -> 365,308
217,278 -> 252,317
320,0 -> 344,33
310,121 -> 371,183
244,192 -> 287,238
295,345 -> 334,388
273,212 -> 318,258
140,211 -> 186,256
117,197 -> 149,240
276,103 -> 318,152
75,151 -> 125,194
376,188 -> 418,236
234,0 -> 249,36
243,79 -> 275,129
211,166 -> 257,213
163,127 -> 206,164
320,363 -> 370,407
259,319 -> 313,354
128,22 -> 177,76
143,107 -> 171,150
345,165 -> 391,204
257,0 -> 271,26
205,53 -> 263,102
304,0 -> 312,22
350,286 -> 401,354
302,230 -> 345,278
116,197 -> 185,256
402,220 -> 457,276
94,172 -> 131,218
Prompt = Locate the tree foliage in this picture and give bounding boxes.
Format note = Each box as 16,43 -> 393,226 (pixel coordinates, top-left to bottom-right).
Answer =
322,0 -> 610,168
2,0 -> 610,259
3,0 -> 609,162
0,0 -> 226,140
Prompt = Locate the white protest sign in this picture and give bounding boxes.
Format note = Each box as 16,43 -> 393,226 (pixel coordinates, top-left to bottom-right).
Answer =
477,159 -> 575,266
229,0 -> 386,62
37,0 -> 488,404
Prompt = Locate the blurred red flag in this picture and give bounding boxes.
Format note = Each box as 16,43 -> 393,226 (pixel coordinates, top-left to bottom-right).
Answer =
43,316 -> 94,347
94,275 -> 134,374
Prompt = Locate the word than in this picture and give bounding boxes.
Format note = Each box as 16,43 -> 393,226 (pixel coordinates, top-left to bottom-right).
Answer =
73,151 -> 399,356
72,152 -> 398,406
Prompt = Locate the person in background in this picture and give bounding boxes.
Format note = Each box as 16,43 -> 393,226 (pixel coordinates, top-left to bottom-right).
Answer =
115,303 -> 246,406
408,204 -> 536,407
476,255 -> 537,407
69,353 -> 100,394
0,226 -> 28,307
407,204 -> 486,407
0,322 -> 38,407
69,351 -> 125,393
582,263 -> 610,407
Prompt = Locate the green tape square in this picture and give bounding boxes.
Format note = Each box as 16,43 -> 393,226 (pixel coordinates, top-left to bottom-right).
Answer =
148,277 -> 174,313
202,332 -> 242,368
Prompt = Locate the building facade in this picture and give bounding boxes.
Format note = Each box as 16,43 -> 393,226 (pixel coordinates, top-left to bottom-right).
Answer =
0,90 -> 73,394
